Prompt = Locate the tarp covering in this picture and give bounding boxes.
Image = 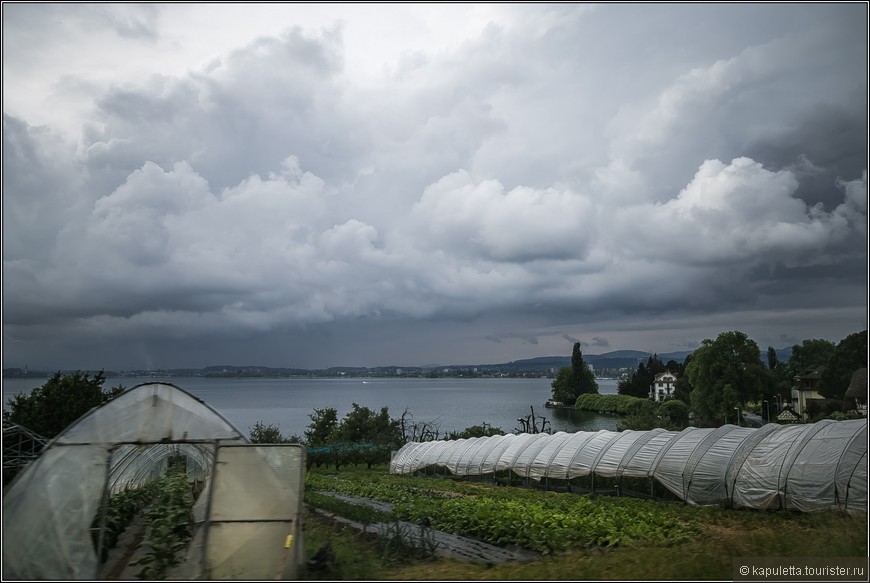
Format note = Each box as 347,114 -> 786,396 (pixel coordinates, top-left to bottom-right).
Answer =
390,419 -> 868,513
2,382 -> 303,580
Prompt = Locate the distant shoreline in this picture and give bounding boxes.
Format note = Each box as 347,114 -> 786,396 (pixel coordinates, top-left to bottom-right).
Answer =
3,368 -> 625,381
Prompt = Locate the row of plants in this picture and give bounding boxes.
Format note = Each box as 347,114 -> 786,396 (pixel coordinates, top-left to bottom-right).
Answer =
92,481 -> 160,562
304,485 -> 441,571
304,490 -> 395,527
303,466 -> 867,580
132,457 -> 203,579
306,472 -> 701,554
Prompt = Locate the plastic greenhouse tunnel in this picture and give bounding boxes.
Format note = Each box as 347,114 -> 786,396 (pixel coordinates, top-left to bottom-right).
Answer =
390,419 -> 867,514
2,382 -> 306,580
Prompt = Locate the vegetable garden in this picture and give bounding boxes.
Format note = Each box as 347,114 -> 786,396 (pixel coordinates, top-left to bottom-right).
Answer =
302,465 -> 867,580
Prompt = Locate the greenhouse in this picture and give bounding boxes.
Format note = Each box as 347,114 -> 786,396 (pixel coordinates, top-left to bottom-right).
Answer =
390,419 -> 868,513
2,382 -> 305,580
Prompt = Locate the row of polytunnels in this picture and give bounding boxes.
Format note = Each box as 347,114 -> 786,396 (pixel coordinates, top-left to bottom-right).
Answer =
390,419 -> 868,513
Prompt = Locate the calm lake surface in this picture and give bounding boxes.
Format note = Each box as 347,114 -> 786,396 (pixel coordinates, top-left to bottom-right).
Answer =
2,376 -> 620,438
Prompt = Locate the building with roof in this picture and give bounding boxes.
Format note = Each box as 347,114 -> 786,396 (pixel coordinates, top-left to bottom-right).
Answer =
791,367 -> 825,421
649,371 -> 677,402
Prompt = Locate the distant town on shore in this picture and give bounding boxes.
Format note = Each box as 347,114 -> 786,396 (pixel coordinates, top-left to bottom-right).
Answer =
5,348 -> 792,381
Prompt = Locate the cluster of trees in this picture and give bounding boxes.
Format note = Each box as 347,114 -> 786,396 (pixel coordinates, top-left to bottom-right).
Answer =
249,403 -> 404,470
251,404 -> 512,469
3,371 -> 126,483
4,370 -> 125,439
550,343 -> 599,404
617,354 -> 691,402
575,393 -> 690,431
613,329 -> 867,427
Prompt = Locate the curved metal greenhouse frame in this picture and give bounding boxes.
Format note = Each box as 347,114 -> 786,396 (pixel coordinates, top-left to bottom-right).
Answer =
390,419 -> 867,513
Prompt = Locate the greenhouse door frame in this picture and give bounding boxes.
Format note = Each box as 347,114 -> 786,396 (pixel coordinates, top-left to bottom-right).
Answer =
199,443 -> 306,580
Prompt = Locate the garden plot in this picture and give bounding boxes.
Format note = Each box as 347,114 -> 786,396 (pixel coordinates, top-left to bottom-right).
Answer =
313,491 -> 538,564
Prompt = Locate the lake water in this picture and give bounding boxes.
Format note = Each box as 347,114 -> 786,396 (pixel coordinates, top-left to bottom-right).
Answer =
2,376 -> 620,439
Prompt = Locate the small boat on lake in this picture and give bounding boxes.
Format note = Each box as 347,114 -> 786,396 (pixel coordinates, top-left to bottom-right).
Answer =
544,399 -> 563,408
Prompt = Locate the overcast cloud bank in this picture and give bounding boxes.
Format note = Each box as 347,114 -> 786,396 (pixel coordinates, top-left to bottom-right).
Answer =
2,4 -> 867,369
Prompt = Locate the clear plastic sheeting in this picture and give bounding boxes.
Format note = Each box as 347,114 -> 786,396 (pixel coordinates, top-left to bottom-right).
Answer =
390,419 -> 868,513
198,444 -> 305,580
2,382 -> 304,580
57,383 -> 245,445
107,443 -> 214,495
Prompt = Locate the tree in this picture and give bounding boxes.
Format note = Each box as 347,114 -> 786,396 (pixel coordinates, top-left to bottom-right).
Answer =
657,399 -> 689,429
788,339 -> 836,377
618,361 -> 650,398
249,421 -> 302,444
685,331 -> 770,425
399,409 -> 442,443
333,403 -> 403,469
446,422 -> 504,440
820,330 -> 867,400
304,407 -> 338,446
767,346 -> 779,370
550,367 -> 575,403
335,403 -> 402,447
551,343 -> 599,404
3,370 -> 124,439
672,353 -> 694,403
618,354 -> 665,399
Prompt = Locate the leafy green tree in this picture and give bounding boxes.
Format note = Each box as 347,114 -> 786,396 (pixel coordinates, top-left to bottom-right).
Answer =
788,339 -> 836,377
447,423 -> 505,440
767,346 -> 779,370
672,354 -> 694,403
551,367 -> 574,403
335,403 -> 402,446
304,407 -> 338,446
552,343 -> 599,404
618,361 -> 647,398
820,330 -> 867,400
685,331 -> 770,425
3,370 -> 124,438
656,399 -> 689,429
333,403 -> 403,469
618,354 -> 666,399
249,421 -> 302,444
763,346 -> 797,407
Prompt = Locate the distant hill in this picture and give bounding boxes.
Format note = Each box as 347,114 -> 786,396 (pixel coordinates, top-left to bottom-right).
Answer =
470,350 -> 694,373
5,347 -> 794,379
595,350 -> 651,359
443,346 -> 789,372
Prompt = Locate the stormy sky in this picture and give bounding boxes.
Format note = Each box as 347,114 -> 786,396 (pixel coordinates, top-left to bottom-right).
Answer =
2,4 -> 867,371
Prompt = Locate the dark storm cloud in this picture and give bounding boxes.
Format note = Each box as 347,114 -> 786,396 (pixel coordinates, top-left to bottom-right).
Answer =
745,102 -> 868,210
2,4 -> 867,369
